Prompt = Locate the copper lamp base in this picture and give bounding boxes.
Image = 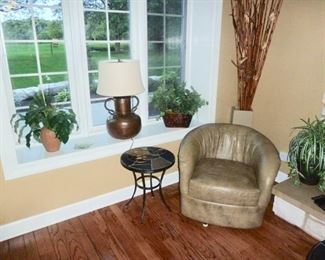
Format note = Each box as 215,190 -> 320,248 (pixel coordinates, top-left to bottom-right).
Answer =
105,96 -> 141,139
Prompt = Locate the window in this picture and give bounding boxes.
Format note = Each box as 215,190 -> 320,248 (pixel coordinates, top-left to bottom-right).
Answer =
0,0 -> 222,179
1,0 -> 71,112
147,0 -> 185,117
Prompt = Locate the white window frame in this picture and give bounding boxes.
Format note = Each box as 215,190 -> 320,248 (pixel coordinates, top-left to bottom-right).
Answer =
0,0 -> 223,180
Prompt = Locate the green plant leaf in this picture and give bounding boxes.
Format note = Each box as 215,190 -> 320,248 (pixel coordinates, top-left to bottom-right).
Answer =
152,72 -> 207,117
10,90 -> 78,149
288,117 -> 325,191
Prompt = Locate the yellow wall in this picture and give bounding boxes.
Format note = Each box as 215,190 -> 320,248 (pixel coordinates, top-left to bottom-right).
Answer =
0,141 -> 180,225
217,0 -> 325,151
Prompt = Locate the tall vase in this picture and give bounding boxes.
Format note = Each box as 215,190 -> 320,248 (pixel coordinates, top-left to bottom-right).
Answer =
40,127 -> 61,152
231,106 -> 253,127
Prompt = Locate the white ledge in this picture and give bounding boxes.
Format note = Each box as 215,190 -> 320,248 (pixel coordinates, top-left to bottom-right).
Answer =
7,120 -> 203,180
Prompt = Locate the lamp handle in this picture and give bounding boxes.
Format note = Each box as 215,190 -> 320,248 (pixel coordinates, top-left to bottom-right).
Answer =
104,98 -> 115,115
131,96 -> 139,112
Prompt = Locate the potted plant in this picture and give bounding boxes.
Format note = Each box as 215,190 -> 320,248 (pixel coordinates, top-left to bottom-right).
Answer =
152,72 -> 207,127
288,118 -> 325,191
230,0 -> 283,126
11,90 -> 78,152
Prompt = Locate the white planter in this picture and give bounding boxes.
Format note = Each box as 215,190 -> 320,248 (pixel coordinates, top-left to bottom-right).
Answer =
231,107 -> 253,127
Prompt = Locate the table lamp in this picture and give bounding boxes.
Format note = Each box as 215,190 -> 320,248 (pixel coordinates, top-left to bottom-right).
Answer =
97,60 -> 144,139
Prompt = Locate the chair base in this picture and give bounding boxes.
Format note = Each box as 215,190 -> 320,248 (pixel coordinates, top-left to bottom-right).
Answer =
181,195 -> 266,229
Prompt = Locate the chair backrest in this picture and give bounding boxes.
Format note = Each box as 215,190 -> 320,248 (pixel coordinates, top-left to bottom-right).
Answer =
182,123 -> 277,165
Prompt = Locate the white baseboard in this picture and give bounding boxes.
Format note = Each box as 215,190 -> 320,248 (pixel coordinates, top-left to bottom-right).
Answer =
0,171 -> 179,242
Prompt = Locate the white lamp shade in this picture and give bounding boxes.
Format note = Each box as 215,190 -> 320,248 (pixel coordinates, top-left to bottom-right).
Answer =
97,60 -> 144,97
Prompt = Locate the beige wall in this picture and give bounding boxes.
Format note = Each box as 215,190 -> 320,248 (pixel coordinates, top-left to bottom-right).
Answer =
0,141 -> 180,224
217,0 -> 325,152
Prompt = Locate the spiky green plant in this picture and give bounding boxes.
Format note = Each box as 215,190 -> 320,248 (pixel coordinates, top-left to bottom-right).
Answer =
11,91 -> 78,148
152,72 -> 208,117
288,118 -> 325,191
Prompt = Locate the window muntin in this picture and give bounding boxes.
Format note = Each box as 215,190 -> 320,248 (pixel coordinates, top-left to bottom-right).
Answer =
147,0 -> 185,117
83,0 -> 130,126
0,0 -> 71,112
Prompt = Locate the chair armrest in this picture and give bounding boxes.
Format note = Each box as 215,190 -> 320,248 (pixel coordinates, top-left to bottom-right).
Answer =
251,141 -> 280,209
178,138 -> 203,194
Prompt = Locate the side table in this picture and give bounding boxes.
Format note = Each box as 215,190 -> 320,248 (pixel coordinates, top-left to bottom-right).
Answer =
120,146 -> 175,223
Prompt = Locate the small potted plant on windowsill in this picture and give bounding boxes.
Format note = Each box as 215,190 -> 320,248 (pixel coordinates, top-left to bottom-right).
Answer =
288,117 -> 325,191
152,72 -> 208,127
11,90 -> 78,152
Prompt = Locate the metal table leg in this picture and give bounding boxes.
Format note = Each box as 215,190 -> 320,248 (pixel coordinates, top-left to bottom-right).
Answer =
158,170 -> 171,211
150,172 -> 155,197
125,171 -> 137,207
141,172 -> 146,223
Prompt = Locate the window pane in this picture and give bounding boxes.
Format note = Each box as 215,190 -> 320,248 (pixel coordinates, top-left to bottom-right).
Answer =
32,0 -> 61,6
148,69 -> 162,92
42,74 -> 68,84
91,100 -> 108,126
109,0 -> 129,10
86,43 -> 108,70
84,11 -> 107,40
39,42 -> 67,72
110,43 -> 129,60
166,0 -> 182,15
147,15 -> 163,41
148,43 -> 164,67
147,0 -> 163,13
166,43 -> 181,66
109,13 -> 129,40
11,76 -> 39,90
2,7 -> 33,40
6,43 -> 37,74
34,7 -> 63,40
148,69 -> 162,117
89,72 -> 99,96
41,74 -> 70,102
166,17 -> 181,40
83,0 -> 105,10
166,67 -> 181,78
11,76 -> 40,107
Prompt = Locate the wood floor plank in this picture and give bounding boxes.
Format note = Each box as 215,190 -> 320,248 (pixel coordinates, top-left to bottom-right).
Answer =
48,218 -> 101,260
8,235 -> 27,260
0,184 -> 318,259
120,199 -> 179,259
66,218 -> 101,260
23,233 -> 41,260
33,227 -> 57,260
109,204 -> 161,259
79,210 -> 127,259
47,224 -> 71,260
0,240 -> 10,260
99,206 -> 149,259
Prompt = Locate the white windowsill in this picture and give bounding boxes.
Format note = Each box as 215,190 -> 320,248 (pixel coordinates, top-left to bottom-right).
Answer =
7,120 -> 203,180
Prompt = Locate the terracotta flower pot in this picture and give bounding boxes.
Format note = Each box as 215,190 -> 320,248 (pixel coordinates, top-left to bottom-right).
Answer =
40,128 -> 61,152
163,112 -> 193,128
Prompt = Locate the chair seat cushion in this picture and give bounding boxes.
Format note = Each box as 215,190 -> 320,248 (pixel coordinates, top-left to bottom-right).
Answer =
189,158 -> 260,206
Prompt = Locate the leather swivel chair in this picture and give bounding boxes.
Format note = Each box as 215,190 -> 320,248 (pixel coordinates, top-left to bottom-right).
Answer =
178,123 -> 280,228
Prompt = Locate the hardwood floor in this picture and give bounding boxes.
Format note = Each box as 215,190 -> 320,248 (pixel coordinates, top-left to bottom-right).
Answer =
0,184 -> 318,259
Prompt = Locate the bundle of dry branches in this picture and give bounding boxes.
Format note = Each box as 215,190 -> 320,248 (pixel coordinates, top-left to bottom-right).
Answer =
231,0 -> 283,111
